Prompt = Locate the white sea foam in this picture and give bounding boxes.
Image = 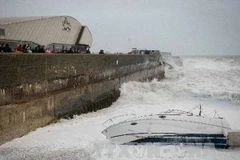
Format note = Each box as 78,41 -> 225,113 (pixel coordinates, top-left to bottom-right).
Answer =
0,56 -> 240,160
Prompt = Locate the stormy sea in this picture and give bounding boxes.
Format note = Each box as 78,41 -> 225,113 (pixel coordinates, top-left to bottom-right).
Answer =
0,55 -> 240,160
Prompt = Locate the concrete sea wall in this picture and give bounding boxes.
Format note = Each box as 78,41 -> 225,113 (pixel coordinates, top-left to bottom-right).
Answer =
0,53 -> 164,145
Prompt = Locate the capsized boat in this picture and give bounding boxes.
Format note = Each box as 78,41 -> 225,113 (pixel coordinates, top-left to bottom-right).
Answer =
102,107 -> 231,148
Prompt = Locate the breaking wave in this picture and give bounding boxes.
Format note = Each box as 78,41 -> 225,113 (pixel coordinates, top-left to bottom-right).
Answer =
120,56 -> 240,105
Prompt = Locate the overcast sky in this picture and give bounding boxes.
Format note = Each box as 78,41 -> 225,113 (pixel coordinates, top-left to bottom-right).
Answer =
0,0 -> 240,55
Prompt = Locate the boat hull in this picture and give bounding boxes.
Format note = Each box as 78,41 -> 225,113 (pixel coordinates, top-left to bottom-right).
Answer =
126,133 -> 227,149
102,114 -> 230,148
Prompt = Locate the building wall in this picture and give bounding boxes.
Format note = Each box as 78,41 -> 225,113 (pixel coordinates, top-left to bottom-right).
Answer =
79,26 -> 92,46
1,16 -> 92,46
0,53 -> 164,145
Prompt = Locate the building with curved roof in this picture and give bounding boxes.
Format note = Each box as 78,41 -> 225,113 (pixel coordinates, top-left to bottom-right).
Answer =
0,16 -> 92,52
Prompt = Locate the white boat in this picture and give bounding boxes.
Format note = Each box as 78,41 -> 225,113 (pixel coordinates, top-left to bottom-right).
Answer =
102,107 -> 231,148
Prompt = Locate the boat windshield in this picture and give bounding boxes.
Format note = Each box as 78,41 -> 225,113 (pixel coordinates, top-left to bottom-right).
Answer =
159,109 -> 193,116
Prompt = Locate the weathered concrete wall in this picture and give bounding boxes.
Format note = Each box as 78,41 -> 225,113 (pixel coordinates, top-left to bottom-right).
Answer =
0,53 -> 164,145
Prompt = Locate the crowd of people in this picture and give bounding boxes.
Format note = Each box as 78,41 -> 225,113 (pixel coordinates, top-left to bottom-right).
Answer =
0,43 -> 110,55
0,43 -> 92,54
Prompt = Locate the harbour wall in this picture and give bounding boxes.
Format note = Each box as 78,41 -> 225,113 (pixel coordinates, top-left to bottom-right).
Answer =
0,53 -> 164,145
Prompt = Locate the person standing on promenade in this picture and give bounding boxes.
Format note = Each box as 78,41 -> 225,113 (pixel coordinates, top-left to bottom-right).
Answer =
3,44 -> 12,52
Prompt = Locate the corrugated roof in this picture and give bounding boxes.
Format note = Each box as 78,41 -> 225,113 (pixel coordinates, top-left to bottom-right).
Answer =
0,16 -> 56,25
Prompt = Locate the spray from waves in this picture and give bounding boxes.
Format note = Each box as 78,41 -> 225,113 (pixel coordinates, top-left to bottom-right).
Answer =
120,56 -> 240,105
180,56 -> 240,104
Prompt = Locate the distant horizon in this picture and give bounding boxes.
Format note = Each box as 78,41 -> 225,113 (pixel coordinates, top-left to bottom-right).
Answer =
0,0 -> 240,56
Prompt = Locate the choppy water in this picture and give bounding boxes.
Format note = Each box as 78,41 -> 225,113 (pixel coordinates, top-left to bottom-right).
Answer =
0,56 -> 240,160
117,55 -> 240,129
